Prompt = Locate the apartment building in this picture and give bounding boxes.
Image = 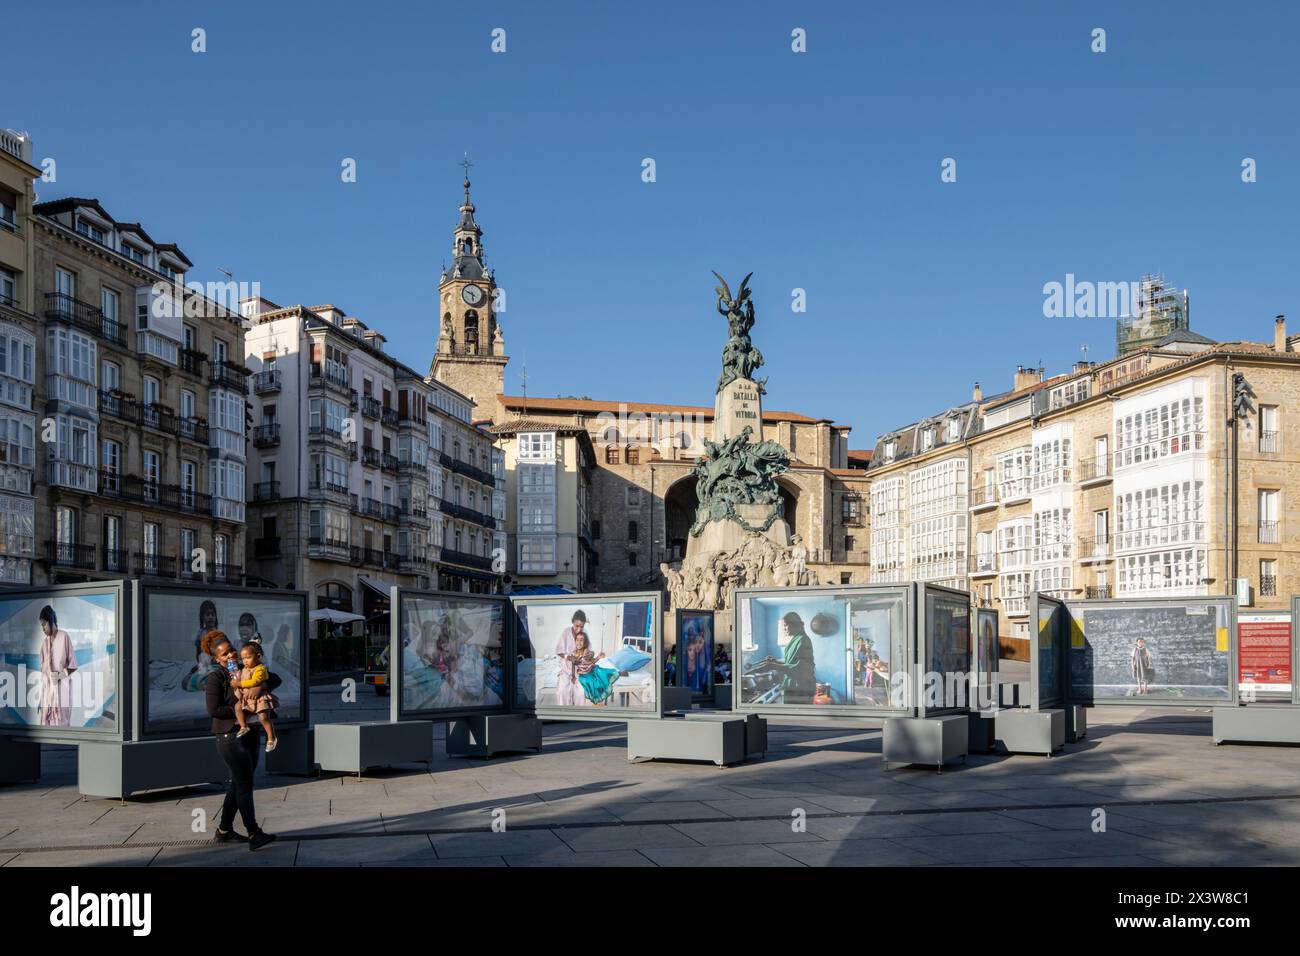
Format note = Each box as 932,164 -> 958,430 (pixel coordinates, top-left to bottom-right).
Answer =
868,319 -> 1300,646
0,131 -> 39,585
29,193 -> 247,586
242,298 -> 505,617
490,419 -> 596,592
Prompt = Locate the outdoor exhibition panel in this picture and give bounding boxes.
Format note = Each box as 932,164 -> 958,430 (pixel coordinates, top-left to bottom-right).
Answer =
1029,592 -> 1067,711
1060,595 -> 1236,707
137,582 -> 309,739
917,583 -> 972,718
512,591 -> 662,720
390,588 -> 510,722
969,606 -> 1000,752
674,608 -> 716,700
0,580 -> 127,744
1237,608 -> 1293,701
734,583 -> 913,718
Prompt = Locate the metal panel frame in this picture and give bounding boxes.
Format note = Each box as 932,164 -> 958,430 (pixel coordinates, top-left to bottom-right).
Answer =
918,582 -> 973,718
390,586 -> 512,722
0,580 -> 128,743
1029,592 -> 1066,711
510,590 -> 663,722
674,607 -> 715,699
135,581 -> 310,740
1291,596 -> 1300,707
733,582 -> 915,719
974,606 -> 1000,712
1061,594 -> 1238,708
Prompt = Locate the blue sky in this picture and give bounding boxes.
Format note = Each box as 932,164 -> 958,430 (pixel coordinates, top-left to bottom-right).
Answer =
16,0 -> 1300,446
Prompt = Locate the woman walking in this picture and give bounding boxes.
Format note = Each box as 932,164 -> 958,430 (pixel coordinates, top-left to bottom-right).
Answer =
203,630 -> 279,850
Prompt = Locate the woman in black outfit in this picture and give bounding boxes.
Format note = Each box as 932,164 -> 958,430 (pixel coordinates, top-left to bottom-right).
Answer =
203,630 -> 279,850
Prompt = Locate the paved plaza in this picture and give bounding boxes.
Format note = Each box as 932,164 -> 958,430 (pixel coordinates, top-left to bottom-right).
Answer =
3,685 -> 1300,867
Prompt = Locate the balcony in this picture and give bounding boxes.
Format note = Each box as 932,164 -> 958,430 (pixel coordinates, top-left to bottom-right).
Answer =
1077,454 -> 1111,486
361,395 -> 382,420
359,445 -> 380,468
253,481 -> 281,502
210,361 -> 250,394
969,553 -> 998,576
439,452 -> 495,488
1260,431 -> 1279,453
1259,521 -> 1280,544
999,478 -> 1031,506
308,477 -> 350,499
400,506 -> 431,528
252,370 -> 282,395
47,459 -> 97,492
383,503 -> 401,522
1261,575 -> 1278,597
969,485 -> 998,512
212,563 -> 243,585
178,486 -> 212,515
1078,535 -> 1111,563
180,348 -> 207,378
439,499 -> 496,530
440,547 -> 494,572
381,407 -> 398,428
134,553 -> 177,578
103,548 -> 129,574
308,424 -> 348,450
44,292 -> 125,345
399,552 -> 427,573
308,363 -> 351,397
381,452 -> 400,473
46,541 -> 95,570
360,496 -> 383,519
252,423 -> 281,448
98,389 -> 135,421
178,417 -> 209,444
1085,586 -> 1112,600
254,537 -> 282,559
307,536 -> 351,561
1001,595 -> 1029,617
140,403 -> 178,434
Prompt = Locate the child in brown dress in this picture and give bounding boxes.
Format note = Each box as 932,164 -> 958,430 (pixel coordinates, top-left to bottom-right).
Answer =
233,639 -> 280,752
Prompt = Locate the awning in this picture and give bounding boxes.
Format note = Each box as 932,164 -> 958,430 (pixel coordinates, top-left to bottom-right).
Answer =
357,575 -> 393,597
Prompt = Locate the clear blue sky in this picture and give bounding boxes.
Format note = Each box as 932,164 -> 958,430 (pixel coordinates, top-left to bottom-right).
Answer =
16,0 -> 1300,446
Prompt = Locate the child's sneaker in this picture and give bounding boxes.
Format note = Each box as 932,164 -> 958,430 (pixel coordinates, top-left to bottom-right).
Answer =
265,739 -> 278,753
235,727 -> 251,738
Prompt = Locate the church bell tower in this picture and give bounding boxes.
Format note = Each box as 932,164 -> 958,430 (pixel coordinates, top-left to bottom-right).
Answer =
429,162 -> 508,421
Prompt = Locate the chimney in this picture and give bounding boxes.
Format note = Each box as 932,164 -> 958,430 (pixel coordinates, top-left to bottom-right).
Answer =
1013,364 -> 1043,392
1275,315 -> 1287,353
972,382 -> 983,402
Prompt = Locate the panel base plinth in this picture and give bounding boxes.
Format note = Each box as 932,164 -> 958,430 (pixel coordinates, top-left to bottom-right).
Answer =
78,737 -> 229,800
627,715 -> 747,767
314,721 -> 433,776
995,709 -> 1065,756
446,714 -> 543,758
882,715 -> 969,771
1212,705 -> 1300,745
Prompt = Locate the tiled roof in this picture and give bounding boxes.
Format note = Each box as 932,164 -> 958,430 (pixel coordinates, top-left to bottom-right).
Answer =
497,394 -> 831,424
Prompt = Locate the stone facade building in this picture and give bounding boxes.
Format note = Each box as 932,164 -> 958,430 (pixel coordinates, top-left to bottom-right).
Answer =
242,296 -> 505,619
0,130 -> 39,585
28,192 -> 247,587
867,318 -> 1300,652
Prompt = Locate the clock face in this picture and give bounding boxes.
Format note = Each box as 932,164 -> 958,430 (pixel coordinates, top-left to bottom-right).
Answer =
461,284 -> 485,306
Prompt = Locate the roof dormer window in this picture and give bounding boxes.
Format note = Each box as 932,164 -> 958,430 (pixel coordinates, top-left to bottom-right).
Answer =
77,219 -> 107,245
884,439 -> 897,462
121,241 -> 147,264
947,417 -> 961,442
921,428 -> 934,451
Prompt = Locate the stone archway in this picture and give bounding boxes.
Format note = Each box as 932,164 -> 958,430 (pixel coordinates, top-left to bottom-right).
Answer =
777,478 -> 801,542
664,475 -> 697,564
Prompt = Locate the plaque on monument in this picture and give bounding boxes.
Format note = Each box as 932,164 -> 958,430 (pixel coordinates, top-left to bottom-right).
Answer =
714,377 -> 763,440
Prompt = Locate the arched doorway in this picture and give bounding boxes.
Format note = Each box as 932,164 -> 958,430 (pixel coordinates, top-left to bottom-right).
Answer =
778,479 -> 801,542
663,476 -> 697,563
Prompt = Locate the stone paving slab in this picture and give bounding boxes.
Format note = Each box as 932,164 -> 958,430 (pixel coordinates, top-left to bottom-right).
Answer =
6,695 -> 1300,866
